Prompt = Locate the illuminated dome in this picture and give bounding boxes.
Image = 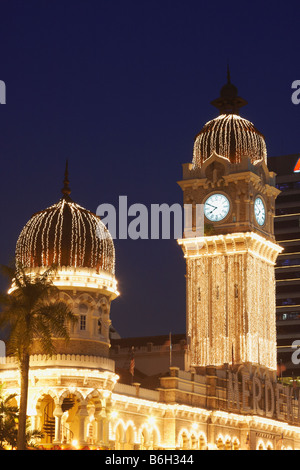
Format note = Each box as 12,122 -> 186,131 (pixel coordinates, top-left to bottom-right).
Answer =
192,71 -> 267,168
16,164 -> 115,275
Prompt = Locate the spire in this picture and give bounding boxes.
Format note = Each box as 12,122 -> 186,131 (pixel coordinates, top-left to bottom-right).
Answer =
211,68 -> 247,115
61,160 -> 71,198
227,63 -> 231,84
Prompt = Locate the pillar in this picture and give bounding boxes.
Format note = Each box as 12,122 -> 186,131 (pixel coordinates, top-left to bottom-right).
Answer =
95,411 -> 104,446
78,405 -> 89,446
53,404 -> 63,444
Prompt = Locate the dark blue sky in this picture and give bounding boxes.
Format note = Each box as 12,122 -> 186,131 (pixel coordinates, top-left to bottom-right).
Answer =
0,0 -> 300,338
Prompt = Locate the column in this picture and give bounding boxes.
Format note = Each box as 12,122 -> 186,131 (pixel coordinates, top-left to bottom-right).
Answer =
102,410 -> 110,448
95,411 -> 104,446
53,404 -> 63,444
78,405 -> 89,446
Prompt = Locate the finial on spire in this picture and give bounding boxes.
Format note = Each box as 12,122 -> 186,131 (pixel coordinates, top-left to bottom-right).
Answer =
227,63 -> 231,84
62,160 -> 71,197
210,67 -> 247,115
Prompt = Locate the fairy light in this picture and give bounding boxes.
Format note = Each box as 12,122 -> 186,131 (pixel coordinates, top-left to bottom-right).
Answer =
192,114 -> 267,169
179,232 -> 281,370
8,267 -> 119,298
15,197 -> 115,276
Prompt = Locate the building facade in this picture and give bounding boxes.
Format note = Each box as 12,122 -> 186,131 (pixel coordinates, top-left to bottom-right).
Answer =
268,154 -> 300,379
1,80 -> 300,450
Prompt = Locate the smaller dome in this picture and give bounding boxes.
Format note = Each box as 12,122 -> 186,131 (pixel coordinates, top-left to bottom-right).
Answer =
211,67 -> 248,115
16,197 -> 115,275
193,71 -> 267,169
15,164 -> 115,275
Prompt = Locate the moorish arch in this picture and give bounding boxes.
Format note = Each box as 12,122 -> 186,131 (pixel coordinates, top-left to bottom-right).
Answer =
199,432 -> 207,450
113,419 -> 126,450
216,435 -> 225,450
178,429 -> 190,450
124,420 -> 137,450
190,433 -> 198,449
74,293 -> 97,312
138,424 -> 150,449
34,390 -> 59,446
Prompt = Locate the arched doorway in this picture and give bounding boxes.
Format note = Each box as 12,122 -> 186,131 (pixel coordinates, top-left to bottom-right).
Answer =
38,394 -> 55,446
60,393 -> 79,444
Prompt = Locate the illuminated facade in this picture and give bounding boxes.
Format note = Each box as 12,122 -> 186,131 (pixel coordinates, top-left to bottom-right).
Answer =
268,154 -> 300,378
1,78 -> 300,450
178,75 -> 282,371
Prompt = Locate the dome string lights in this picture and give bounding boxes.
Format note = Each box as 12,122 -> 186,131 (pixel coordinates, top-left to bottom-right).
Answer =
16,163 -> 115,275
193,114 -> 267,168
192,70 -> 267,168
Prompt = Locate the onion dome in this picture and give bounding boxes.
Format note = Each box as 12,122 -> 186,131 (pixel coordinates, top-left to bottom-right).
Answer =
16,163 -> 115,275
192,69 -> 267,168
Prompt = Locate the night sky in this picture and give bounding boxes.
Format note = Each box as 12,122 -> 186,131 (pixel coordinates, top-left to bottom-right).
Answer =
0,0 -> 300,339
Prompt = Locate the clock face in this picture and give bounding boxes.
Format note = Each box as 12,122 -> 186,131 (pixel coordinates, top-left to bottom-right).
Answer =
254,197 -> 266,226
204,194 -> 230,222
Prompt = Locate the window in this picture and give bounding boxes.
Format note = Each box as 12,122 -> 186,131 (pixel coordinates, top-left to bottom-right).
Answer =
80,315 -> 86,331
197,287 -> 201,302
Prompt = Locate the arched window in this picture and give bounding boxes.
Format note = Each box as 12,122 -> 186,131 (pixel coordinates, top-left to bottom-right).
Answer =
199,434 -> 207,450
79,303 -> 88,331
179,431 -> 190,450
124,425 -> 135,450
257,440 -> 265,450
217,437 -> 224,450
151,427 -> 160,450
225,438 -> 232,450
191,434 -> 198,450
232,438 -> 239,450
140,429 -> 148,450
115,423 -> 125,450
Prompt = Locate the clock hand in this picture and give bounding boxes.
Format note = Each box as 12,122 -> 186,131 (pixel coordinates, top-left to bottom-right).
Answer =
209,207 -> 217,214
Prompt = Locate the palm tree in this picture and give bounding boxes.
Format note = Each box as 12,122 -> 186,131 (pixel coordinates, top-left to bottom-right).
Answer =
0,385 -> 44,449
0,384 -> 18,449
0,264 -> 77,450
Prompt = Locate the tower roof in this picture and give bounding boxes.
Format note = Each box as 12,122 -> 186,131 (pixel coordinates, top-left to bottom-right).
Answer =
192,72 -> 267,168
210,67 -> 248,115
193,114 -> 267,168
15,165 -> 115,275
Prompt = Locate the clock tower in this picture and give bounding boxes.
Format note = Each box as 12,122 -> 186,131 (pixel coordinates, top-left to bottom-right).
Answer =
178,73 -> 282,371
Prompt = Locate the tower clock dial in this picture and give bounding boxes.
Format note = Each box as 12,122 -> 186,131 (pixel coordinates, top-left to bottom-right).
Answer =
254,196 -> 266,226
204,193 -> 230,222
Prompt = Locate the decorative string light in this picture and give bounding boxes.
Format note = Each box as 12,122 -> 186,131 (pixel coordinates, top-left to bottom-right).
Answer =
16,197 -> 115,275
192,114 -> 267,169
179,233 -> 281,370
